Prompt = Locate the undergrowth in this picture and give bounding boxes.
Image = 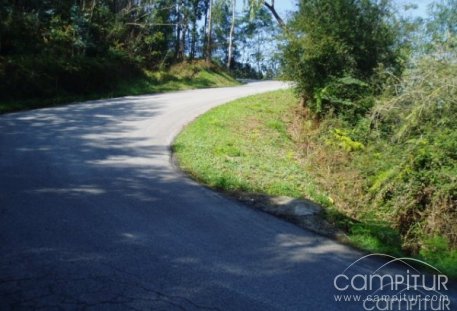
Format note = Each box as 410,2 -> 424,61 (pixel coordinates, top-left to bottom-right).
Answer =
0,59 -> 239,113
302,55 -> 457,277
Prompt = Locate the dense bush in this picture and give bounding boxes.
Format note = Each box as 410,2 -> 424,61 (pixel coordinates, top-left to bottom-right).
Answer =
313,76 -> 375,121
0,54 -> 143,100
282,0 -> 404,120
0,0 -> 174,103
303,42 -> 457,274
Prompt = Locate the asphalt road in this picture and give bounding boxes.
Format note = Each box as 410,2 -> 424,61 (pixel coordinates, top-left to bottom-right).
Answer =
0,82 -> 455,310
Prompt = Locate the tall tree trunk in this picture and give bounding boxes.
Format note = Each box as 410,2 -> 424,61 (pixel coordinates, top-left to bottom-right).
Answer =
175,0 -> 182,60
226,0 -> 236,70
190,17 -> 197,59
205,0 -> 213,63
179,25 -> 187,61
203,1 -> 208,59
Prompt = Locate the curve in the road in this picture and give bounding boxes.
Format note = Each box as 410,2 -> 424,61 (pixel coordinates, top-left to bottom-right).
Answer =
0,82 -> 455,310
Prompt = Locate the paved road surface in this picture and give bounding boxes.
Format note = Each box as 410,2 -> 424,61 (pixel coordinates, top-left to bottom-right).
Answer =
0,82 -> 455,310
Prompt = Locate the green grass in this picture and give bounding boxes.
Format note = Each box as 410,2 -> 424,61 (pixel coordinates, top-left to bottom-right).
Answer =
173,89 -> 456,278
118,63 -> 239,95
0,61 -> 239,114
174,89 -> 330,205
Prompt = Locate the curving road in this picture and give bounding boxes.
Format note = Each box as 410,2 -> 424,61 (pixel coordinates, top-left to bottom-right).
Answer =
0,82 -> 455,310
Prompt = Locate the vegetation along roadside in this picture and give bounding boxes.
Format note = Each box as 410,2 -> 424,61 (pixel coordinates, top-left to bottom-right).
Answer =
0,60 -> 239,114
173,78 -> 456,278
0,0 -> 283,114
174,0 -> 457,278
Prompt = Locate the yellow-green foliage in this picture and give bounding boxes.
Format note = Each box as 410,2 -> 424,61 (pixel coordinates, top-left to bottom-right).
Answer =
327,129 -> 364,152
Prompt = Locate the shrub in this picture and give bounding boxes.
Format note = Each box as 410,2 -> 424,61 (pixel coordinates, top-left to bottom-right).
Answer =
282,0 -> 403,119
313,76 -> 375,122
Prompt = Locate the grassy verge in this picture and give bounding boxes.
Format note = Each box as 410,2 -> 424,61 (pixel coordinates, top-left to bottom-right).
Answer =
0,60 -> 239,114
173,89 -> 457,278
174,90 -> 329,204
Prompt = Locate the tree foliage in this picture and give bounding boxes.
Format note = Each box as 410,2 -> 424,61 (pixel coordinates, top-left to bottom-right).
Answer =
0,0 -> 272,102
282,0 -> 403,120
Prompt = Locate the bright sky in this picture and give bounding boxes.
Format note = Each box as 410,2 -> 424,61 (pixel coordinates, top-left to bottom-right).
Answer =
237,0 -> 437,19
393,0 -> 436,18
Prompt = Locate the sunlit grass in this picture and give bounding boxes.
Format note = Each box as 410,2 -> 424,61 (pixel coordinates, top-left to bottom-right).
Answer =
174,89 -> 330,205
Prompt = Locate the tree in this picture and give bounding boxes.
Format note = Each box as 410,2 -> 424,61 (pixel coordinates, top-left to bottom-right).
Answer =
0,0 -> 178,100
282,0 -> 403,119
1,0 -> 288,102
427,0 -> 457,40
205,0 -> 213,62
237,6 -> 276,74
425,0 -> 457,59
189,0 -> 205,59
227,0 -> 236,69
